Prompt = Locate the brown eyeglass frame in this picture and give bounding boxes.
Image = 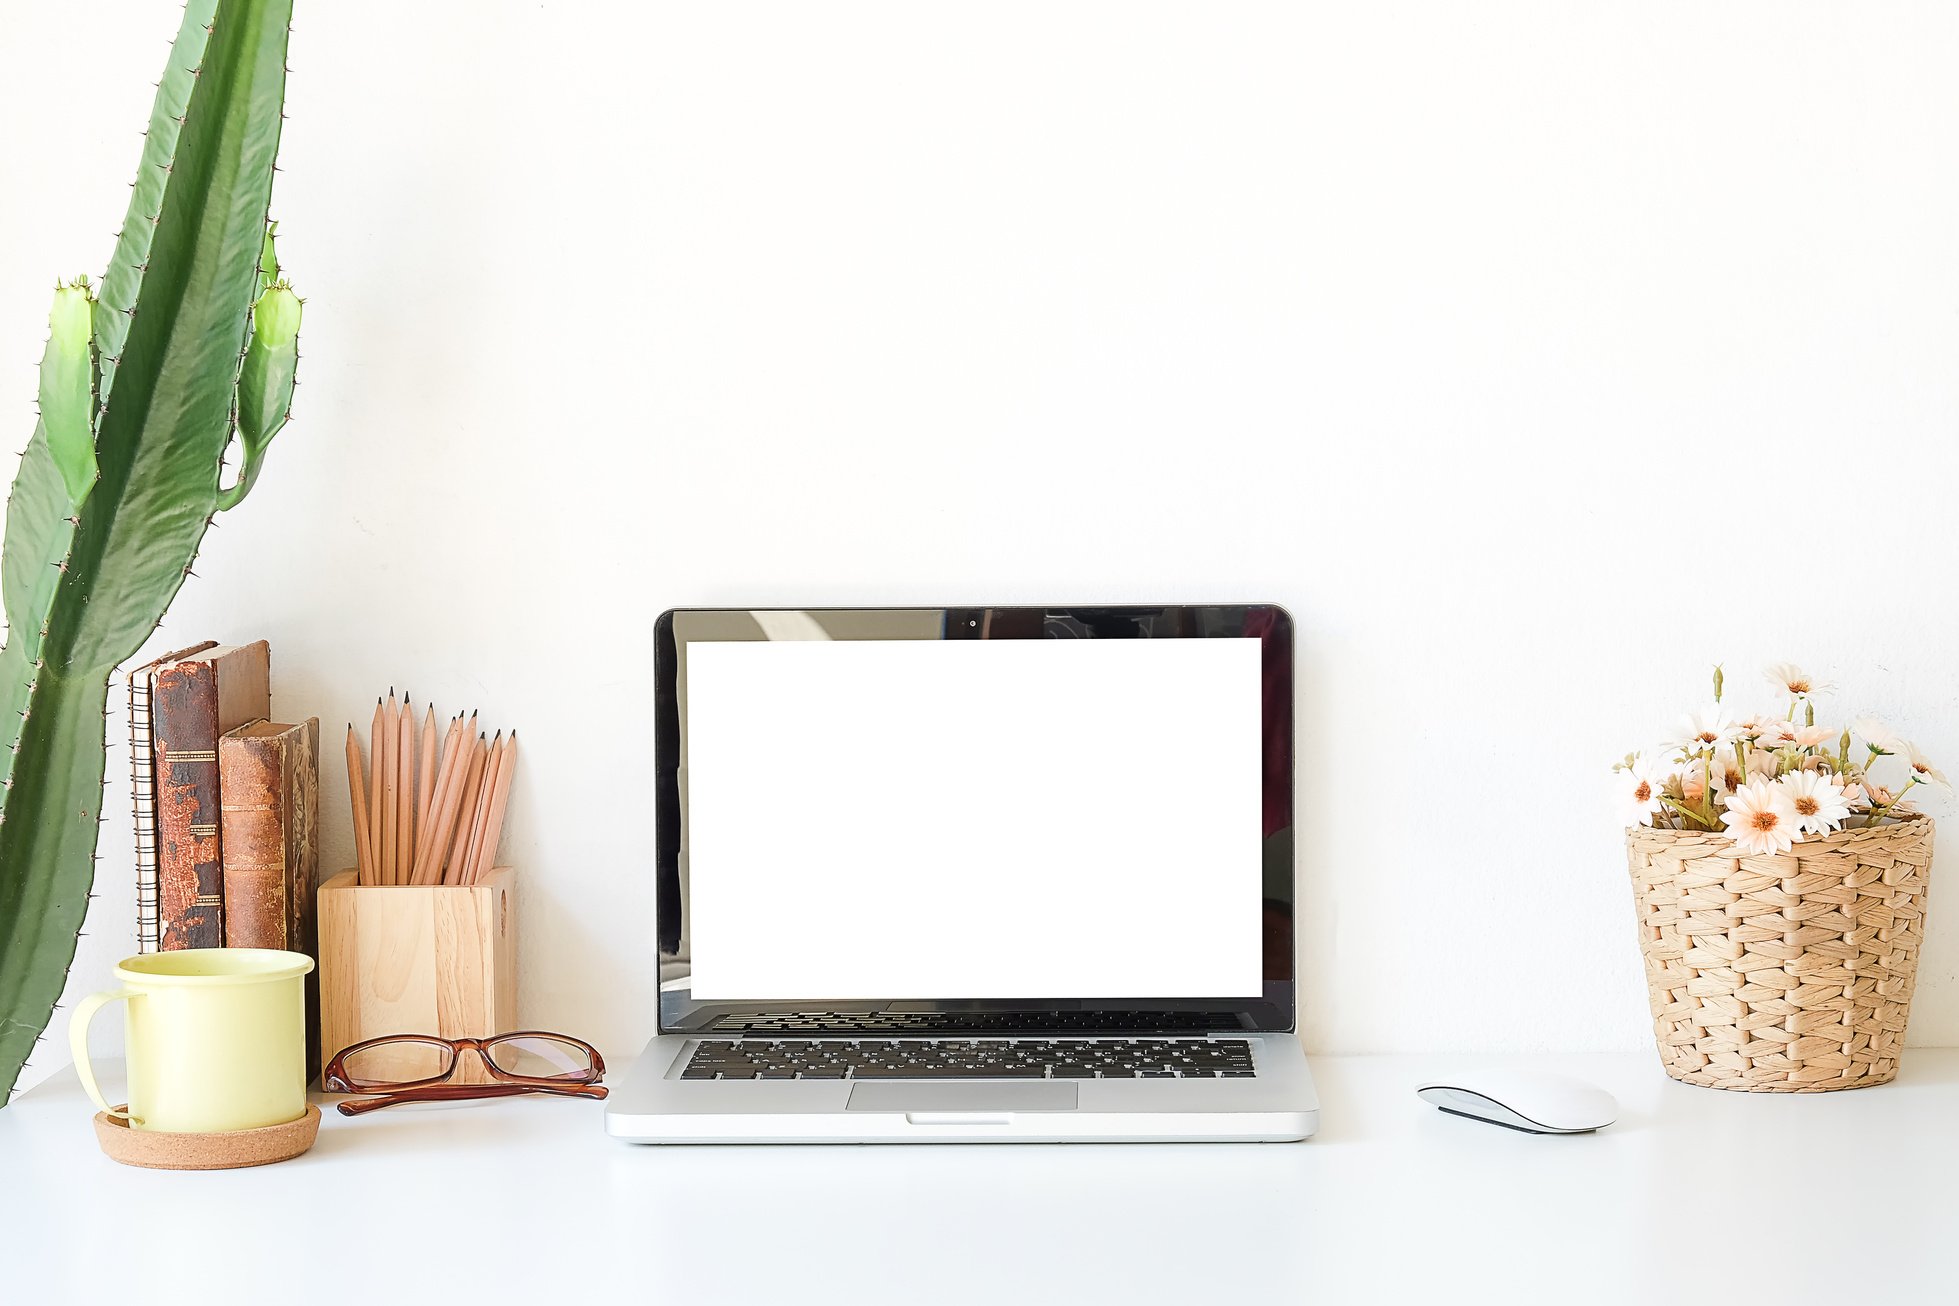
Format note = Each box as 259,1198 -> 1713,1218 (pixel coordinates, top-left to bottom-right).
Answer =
324,1032 -> 609,1117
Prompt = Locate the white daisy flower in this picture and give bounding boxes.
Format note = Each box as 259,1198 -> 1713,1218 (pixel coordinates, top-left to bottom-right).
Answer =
1780,771 -> 1850,835
1854,717 -> 1903,755
1756,719 -> 1800,747
1764,663 -> 1831,699
1616,754 -> 1668,828
1704,748 -> 1777,794
1792,725 -> 1837,750
1673,705 -> 1741,753
1902,742 -> 1950,790
1721,778 -> 1802,856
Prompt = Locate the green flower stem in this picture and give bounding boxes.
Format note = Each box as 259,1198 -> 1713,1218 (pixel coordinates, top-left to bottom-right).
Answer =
1869,776 -> 1921,826
1661,796 -> 1716,830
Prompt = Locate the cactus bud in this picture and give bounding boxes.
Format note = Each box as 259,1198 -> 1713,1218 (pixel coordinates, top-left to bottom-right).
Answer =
49,276 -> 91,338
258,220 -> 280,296
252,280 -> 301,349
220,279 -> 301,510
40,277 -> 99,508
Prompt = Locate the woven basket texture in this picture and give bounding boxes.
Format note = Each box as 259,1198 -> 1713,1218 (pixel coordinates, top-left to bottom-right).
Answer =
1626,813 -> 1934,1092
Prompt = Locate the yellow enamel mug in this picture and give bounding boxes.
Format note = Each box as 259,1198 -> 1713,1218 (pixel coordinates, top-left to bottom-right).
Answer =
68,949 -> 314,1133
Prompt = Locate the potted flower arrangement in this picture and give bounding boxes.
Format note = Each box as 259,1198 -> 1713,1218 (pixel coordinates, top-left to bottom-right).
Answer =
1617,664 -> 1944,1092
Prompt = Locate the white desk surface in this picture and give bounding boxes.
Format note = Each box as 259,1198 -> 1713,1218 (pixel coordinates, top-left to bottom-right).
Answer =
6,1048 -> 1956,1305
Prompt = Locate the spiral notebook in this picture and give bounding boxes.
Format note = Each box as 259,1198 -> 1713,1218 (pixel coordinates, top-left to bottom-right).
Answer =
129,641 -> 216,951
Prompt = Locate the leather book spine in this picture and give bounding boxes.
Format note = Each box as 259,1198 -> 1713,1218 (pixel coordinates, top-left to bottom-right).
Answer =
293,718 -> 321,1080
219,728 -> 289,950
220,719 -> 322,1077
153,662 -> 225,950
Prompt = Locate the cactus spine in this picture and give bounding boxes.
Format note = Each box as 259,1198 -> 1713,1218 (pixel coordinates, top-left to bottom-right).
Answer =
0,0 -> 300,1101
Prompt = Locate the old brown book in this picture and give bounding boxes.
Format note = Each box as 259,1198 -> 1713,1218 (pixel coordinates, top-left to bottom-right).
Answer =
153,642 -> 271,950
128,640 -> 218,953
220,717 -> 321,1077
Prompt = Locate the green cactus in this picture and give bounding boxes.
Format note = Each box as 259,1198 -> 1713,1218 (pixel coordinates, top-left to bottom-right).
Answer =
0,0 -> 300,1101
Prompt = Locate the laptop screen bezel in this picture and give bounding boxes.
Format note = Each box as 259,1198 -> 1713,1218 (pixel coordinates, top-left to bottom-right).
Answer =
654,604 -> 1295,1034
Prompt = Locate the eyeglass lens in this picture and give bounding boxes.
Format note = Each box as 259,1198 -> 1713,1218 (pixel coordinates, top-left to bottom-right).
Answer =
485,1035 -> 597,1081
338,1038 -> 456,1089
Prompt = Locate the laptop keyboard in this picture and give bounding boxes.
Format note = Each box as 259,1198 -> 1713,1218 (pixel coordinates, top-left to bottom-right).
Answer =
707,1010 -> 1234,1035
680,1038 -> 1256,1080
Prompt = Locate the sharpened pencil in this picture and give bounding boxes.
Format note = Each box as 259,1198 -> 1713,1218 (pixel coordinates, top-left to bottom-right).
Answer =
469,731 -> 518,885
441,726 -> 489,884
416,703 -> 437,857
368,697 -> 385,886
379,690 -> 399,886
396,693 -> 416,884
411,713 -> 469,885
457,733 -> 494,886
346,724 -> 376,886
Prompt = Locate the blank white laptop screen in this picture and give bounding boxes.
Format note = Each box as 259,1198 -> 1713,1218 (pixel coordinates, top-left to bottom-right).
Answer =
683,637 -> 1264,1001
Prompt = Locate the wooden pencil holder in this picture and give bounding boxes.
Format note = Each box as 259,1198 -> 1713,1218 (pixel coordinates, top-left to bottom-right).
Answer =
317,868 -> 517,1085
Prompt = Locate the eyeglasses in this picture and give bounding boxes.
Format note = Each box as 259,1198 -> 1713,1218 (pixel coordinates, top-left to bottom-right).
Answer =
324,1031 -> 608,1117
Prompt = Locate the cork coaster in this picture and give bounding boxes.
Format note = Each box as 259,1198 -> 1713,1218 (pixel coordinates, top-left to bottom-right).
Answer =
93,1104 -> 321,1170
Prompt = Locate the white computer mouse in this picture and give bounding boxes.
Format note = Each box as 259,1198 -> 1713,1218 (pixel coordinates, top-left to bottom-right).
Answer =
1416,1070 -> 1617,1134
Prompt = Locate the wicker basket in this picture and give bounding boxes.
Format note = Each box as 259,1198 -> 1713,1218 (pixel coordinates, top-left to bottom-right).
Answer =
1626,813 -> 1934,1092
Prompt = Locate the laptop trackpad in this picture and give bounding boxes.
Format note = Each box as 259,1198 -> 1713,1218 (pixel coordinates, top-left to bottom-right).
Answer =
845,1082 -> 1078,1113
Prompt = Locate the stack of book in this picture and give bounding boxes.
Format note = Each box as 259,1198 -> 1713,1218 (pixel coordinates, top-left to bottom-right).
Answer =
127,641 -> 322,1071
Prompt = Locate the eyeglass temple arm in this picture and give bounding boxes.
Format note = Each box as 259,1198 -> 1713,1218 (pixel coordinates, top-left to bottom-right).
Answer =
334,1081 -> 610,1117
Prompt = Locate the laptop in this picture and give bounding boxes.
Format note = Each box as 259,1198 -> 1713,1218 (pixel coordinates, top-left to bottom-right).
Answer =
606,605 -> 1318,1144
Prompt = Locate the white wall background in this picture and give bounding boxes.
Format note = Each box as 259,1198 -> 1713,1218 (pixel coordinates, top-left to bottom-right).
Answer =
4,1 -> 1957,1092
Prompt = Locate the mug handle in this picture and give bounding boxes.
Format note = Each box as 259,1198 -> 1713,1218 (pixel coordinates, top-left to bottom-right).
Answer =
68,988 -> 136,1123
